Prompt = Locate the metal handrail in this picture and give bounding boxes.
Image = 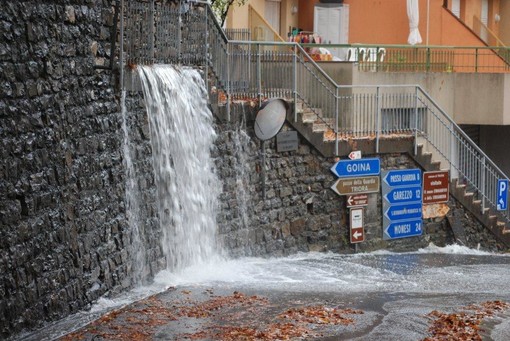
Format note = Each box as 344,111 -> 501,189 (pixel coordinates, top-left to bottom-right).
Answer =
248,4 -> 285,42
122,0 -> 510,225
472,15 -> 506,47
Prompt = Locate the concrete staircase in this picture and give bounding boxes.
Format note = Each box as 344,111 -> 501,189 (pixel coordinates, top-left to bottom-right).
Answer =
413,142 -> 510,247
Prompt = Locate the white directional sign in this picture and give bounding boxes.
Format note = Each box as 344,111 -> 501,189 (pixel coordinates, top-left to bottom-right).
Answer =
350,207 -> 365,243
497,179 -> 509,211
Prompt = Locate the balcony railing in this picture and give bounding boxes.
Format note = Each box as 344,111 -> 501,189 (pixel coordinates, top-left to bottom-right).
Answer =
300,43 -> 510,73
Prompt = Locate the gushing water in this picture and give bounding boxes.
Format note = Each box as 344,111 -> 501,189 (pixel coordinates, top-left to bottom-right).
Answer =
138,65 -> 222,271
120,89 -> 147,284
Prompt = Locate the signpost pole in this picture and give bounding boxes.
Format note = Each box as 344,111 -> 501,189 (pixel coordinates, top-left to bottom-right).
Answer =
376,86 -> 380,154
335,87 -> 339,156
481,158 -> 486,213
414,86 -> 419,156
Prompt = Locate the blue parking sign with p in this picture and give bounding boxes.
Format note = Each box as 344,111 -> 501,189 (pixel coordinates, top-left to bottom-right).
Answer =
497,179 -> 508,211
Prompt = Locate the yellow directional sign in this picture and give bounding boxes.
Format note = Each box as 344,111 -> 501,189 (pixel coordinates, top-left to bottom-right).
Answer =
331,176 -> 380,196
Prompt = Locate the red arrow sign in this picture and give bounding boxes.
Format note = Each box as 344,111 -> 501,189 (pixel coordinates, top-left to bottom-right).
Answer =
349,150 -> 362,160
352,230 -> 363,240
347,194 -> 369,207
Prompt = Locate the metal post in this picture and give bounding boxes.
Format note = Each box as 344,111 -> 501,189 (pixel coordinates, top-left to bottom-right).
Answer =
475,48 -> 478,73
375,86 -> 380,154
414,86 -> 419,156
204,5 -> 209,94
293,45 -> 297,122
481,157 -> 486,213
177,0 -> 182,64
335,87 -> 339,156
119,0 -> 124,89
227,45 -> 231,121
261,140 -> 266,200
149,0 -> 154,64
426,47 -> 431,72
257,44 -> 262,105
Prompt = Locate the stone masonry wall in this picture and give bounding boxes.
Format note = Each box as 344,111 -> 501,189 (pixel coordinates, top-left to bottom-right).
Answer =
0,1 -> 161,338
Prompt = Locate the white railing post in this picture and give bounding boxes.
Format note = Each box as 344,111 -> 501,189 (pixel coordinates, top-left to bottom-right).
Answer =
257,44 -> 262,104
481,157 -> 486,213
335,87 -> 339,156
293,45 -> 297,122
414,86 -> 419,156
376,86 -> 381,154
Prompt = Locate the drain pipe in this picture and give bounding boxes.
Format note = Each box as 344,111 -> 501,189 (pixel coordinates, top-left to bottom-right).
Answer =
119,0 -> 124,87
95,0 -> 121,71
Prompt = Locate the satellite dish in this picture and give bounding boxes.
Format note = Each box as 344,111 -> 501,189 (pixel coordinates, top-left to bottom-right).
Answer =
254,99 -> 288,141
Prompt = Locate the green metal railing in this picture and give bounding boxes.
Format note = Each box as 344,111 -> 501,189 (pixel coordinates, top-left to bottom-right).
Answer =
300,44 -> 510,73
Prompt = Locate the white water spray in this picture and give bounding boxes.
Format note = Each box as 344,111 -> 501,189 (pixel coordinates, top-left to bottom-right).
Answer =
120,89 -> 147,283
138,65 -> 222,271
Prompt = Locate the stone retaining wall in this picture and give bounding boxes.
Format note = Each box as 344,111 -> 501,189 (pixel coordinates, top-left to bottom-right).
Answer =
0,1 -> 149,337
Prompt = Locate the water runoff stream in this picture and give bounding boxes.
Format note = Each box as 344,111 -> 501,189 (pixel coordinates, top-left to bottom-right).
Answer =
15,65 -> 510,340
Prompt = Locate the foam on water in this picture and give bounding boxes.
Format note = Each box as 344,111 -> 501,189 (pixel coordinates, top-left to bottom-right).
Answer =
144,244 -> 510,295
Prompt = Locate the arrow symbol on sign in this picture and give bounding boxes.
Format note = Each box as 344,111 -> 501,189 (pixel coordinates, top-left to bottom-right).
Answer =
352,230 -> 363,240
348,196 -> 354,206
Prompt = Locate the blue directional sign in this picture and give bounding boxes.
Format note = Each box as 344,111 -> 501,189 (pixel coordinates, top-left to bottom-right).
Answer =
384,186 -> 422,205
384,219 -> 423,240
384,203 -> 423,221
383,169 -> 422,187
330,158 -> 380,178
497,179 -> 509,211
381,169 -> 423,241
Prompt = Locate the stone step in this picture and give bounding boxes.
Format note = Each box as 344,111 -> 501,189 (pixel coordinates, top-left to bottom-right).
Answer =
312,121 -> 329,132
302,111 -> 318,123
430,160 -> 442,170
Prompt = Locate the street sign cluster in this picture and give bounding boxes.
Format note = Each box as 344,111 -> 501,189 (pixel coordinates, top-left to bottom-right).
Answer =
382,169 -> 423,240
329,154 -> 497,244
330,154 -> 381,245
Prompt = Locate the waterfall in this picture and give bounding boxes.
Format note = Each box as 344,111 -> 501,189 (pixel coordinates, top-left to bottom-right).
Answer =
120,89 -> 147,284
138,65 -> 222,271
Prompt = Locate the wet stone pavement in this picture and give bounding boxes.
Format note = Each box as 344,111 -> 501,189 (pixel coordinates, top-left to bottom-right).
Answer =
19,246 -> 510,340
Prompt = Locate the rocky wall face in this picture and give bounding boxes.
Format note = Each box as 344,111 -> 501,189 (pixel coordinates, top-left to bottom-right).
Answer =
0,1 -> 161,338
